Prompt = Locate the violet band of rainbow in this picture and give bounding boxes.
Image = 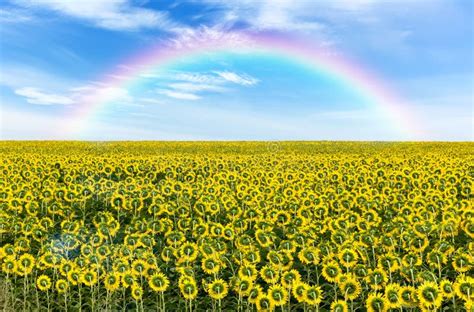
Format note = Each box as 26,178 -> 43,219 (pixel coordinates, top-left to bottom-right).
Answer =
66,31 -> 422,138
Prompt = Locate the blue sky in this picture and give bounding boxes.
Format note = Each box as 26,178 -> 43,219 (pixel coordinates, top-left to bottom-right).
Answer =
0,0 -> 472,140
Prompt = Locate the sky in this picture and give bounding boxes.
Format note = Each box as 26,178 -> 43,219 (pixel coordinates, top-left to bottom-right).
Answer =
0,0 -> 472,140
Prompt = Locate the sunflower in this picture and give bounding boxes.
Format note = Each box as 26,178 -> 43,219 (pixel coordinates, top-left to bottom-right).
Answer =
131,284 -> 143,301
464,219 -> 474,239
121,272 -> 135,288
338,248 -> 359,268
304,285 -> 323,306
281,269 -> 301,289
207,279 -> 228,300
234,277 -> 253,296
279,240 -> 297,253
55,279 -> 68,293
179,242 -> 199,262
201,256 -> 221,275
180,280 -> 198,300
2,142 -> 472,309
439,279 -> 455,299
243,249 -> 261,265
161,246 -> 175,262
39,252 -> 59,269
365,268 -> 387,291
67,270 -> 81,286
96,245 -> 111,259
260,265 -> 279,284
463,300 -> 474,312
298,246 -> 319,265
452,252 -> 472,273
104,272 -> 121,292
410,236 -> 429,253
366,293 -> 388,312
149,272 -> 170,292
17,253 -> 35,275
426,250 -> 446,269
384,283 -> 401,309
417,281 -> 442,309
454,274 -> 473,302
292,281 -> 308,303
199,243 -> 216,258
340,276 -> 361,301
322,261 -> 341,283
399,285 -> 418,308
377,253 -> 400,272
178,274 -> 195,286
2,256 -> 17,274
81,269 -> 98,287
351,264 -> 368,279
80,245 -> 93,257
59,260 -> 75,276
37,275 -> 52,291
402,252 -> 422,267
255,294 -> 274,312
238,264 -> 258,281
268,284 -> 287,307
267,250 -> 282,268
131,259 -> 148,276
223,226 -> 234,241
248,285 -> 263,304
255,229 -> 272,248
330,300 -> 349,312
113,260 -> 130,275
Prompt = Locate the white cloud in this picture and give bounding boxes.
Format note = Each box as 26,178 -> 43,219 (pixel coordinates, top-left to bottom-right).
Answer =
154,70 -> 258,101
214,71 -> 259,86
14,87 -> 74,105
0,64 -> 78,90
157,89 -> 201,101
1,64 -> 133,107
0,8 -> 33,23
168,82 -> 226,93
251,0 -> 323,32
68,84 -> 134,107
171,70 -> 258,87
198,0 -> 326,32
196,0 -> 441,50
13,0 -> 177,31
139,98 -> 163,105
168,25 -> 252,49
172,72 -> 222,84
99,87 -> 130,102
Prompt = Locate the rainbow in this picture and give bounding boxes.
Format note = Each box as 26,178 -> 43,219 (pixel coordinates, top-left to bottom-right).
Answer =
67,30 -> 422,138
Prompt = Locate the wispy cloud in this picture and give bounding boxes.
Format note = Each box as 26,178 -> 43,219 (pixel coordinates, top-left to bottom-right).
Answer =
214,71 -> 259,86
168,25 -> 252,49
155,70 -> 259,101
197,0 -> 326,33
0,7 -> 33,23
14,87 -> 74,105
1,64 -> 134,106
12,0 -> 178,31
157,89 -> 201,101
196,0 -> 439,50
168,82 -> 226,93
0,64 -> 77,90
138,98 -> 163,105
172,72 -> 222,84
77,86 -> 132,104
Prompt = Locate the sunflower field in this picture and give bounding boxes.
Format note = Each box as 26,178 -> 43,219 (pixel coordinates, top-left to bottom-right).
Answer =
0,142 -> 473,312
